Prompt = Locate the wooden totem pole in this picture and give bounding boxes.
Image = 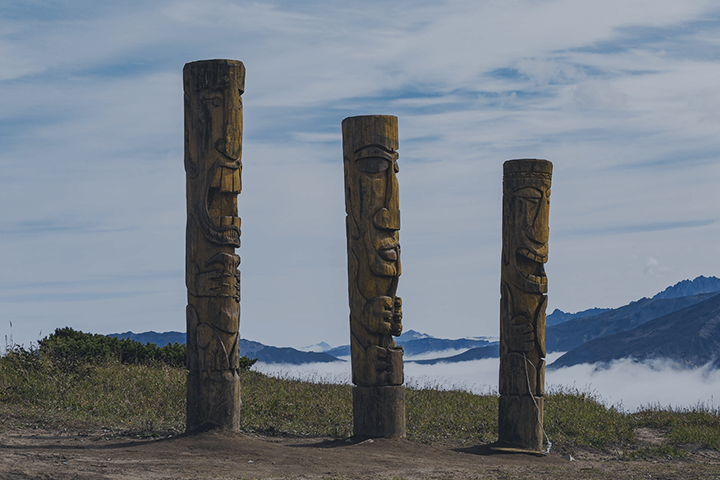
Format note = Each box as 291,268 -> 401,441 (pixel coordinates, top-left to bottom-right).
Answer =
184,60 -> 244,431
498,159 -> 552,452
342,115 -> 405,438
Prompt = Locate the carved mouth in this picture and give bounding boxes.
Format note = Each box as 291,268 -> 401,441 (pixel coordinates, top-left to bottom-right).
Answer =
199,163 -> 241,246
208,165 -> 241,229
378,244 -> 399,262
515,247 -> 547,286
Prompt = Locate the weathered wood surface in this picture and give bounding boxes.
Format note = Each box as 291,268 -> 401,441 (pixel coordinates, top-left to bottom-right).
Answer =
342,115 -> 405,437
499,159 -> 552,451
184,59 -> 245,431
353,386 -> 406,438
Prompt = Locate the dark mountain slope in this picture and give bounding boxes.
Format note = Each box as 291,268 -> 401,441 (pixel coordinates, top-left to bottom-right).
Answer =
550,292 -> 720,369
325,330 -> 493,358
108,331 -> 185,346
546,292 -> 718,353
408,344 -> 500,365
653,275 -> 720,300
546,307 -> 611,327
108,331 -> 343,364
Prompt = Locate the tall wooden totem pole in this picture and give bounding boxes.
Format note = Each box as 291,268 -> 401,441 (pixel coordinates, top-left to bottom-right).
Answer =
342,115 -> 405,438
498,159 -> 552,452
184,59 -> 244,431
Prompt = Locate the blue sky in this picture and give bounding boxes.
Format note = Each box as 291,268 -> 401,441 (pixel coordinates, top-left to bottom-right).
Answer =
2,0 -> 720,350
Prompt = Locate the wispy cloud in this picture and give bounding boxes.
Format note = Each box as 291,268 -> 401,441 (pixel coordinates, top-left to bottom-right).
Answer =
2,0 -> 720,349
554,219 -> 715,239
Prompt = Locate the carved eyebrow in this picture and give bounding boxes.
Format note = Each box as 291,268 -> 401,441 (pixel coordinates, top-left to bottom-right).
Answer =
353,144 -> 396,155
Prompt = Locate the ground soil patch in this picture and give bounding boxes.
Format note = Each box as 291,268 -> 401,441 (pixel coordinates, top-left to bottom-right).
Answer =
2,425 -> 720,479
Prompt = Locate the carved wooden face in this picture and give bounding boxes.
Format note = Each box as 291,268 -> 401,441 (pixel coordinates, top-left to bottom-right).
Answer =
347,144 -> 401,281
185,80 -> 243,247
503,171 -> 551,294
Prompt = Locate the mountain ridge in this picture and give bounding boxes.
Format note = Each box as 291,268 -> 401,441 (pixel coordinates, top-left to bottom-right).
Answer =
546,307 -> 612,327
108,275 -> 720,368
324,330 -> 494,358
108,332 -> 342,365
550,292 -> 720,369
545,292 -> 719,353
652,275 -> 720,300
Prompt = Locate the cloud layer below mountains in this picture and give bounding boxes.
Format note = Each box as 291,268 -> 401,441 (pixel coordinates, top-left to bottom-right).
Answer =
254,354 -> 720,411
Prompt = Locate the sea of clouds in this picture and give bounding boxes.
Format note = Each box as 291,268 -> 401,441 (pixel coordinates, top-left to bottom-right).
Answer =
254,351 -> 719,412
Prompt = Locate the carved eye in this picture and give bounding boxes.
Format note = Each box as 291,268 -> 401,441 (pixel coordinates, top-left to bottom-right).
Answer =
212,98 -> 222,107
356,157 -> 390,173
515,187 -> 542,204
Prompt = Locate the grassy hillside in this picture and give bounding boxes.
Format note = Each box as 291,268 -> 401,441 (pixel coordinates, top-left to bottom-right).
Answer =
1,337 -> 719,460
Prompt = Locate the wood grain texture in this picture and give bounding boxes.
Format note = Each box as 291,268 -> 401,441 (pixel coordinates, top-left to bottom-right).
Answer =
343,115 -> 405,437
499,159 -> 552,451
184,59 -> 244,432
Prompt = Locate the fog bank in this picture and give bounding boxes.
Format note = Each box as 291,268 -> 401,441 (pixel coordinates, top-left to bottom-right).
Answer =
254,353 -> 719,411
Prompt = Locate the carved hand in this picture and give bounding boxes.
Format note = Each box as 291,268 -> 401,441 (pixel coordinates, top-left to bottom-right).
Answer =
194,269 -> 236,297
505,314 -> 535,352
363,296 -> 394,334
391,296 -> 403,336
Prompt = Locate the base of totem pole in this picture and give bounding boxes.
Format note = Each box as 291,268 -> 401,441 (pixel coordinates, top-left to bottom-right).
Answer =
352,385 -> 406,438
497,395 -> 544,453
186,373 -> 241,432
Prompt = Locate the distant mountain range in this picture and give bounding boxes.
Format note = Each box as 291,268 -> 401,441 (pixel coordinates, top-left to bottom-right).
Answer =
108,332 -> 341,365
652,275 -> 720,300
109,275 -> 720,370
322,330 -> 495,358
546,307 -> 611,327
551,291 -> 720,369
299,342 -> 332,352
410,344 -> 500,365
109,329 -> 494,365
545,292 -> 719,353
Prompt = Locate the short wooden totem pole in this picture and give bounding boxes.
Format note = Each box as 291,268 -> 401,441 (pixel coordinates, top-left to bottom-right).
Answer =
498,159 -> 552,452
342,115 -> 405,438
184,60 -> 244,431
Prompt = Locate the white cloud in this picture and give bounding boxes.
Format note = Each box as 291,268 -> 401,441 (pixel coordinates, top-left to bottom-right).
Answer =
254,354 -> 720,412
643,255 -> 675,277
2,0 -> 720,349
547,358 -> 720,411
569,80 -> 629,111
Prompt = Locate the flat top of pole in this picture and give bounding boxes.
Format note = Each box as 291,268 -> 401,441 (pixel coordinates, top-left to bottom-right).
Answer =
342,115 -> 398,129
503,159 -> 552,175
184,59 -> 244,67
342,114 -> 397,121
341,115 -> 398,150
183,60 -> 245,92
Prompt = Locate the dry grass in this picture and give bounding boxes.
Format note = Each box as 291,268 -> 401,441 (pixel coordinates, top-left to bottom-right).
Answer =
1,345 -> 719,461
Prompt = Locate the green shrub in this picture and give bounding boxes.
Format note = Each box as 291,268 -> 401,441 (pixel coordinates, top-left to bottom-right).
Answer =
37,327 -> 256,370
239,355 -> 258,370
38,327 -> 186,368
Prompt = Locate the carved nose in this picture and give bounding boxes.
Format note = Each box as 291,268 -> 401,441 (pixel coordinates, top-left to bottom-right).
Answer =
373,208 -> 400,230
527,224 -> 549,245
527,198 -> 549,243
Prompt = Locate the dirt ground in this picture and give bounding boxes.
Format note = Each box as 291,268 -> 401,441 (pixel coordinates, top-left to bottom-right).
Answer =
2,425 -> 720,479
